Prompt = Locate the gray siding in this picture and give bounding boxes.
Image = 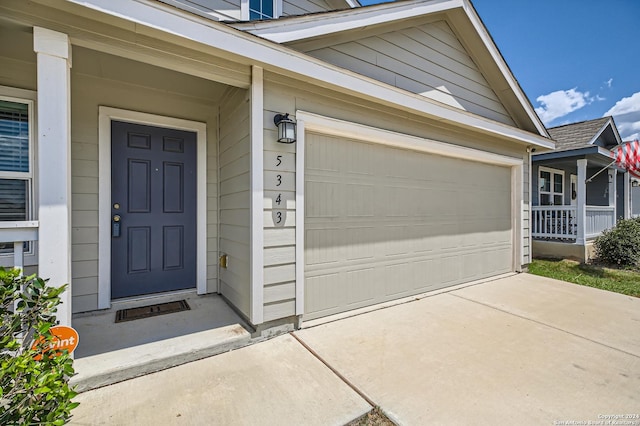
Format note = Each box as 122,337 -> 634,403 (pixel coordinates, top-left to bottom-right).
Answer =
282,0 -> 336,16
70,47 -> 221,313
161,0 -> 242,20
262,109 -> 297,321
586,170 -> 610,207
304,21 -> 515,125
633,186 -> 640,217
616,173 -> 625,220
163,0 -> 337,20
0,25 -> 36,90
219,88 -> 252,318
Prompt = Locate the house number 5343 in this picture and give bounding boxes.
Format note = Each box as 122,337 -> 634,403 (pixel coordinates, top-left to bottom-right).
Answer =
273,155 -> 285,226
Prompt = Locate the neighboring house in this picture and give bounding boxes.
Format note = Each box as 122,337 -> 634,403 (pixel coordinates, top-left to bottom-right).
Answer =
0,0 -> 552,347
531,117 -> 632,261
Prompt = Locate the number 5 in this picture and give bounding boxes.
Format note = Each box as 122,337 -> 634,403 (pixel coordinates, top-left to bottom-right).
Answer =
276,155 -> 282,167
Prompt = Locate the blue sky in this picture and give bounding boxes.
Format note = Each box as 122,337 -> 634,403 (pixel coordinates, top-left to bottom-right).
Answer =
358,0 -> 640,141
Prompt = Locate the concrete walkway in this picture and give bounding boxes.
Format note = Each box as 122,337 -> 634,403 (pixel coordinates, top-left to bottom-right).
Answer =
71,274 -> 640,425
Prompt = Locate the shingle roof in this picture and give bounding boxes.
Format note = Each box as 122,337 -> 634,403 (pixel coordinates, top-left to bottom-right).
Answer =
547,117 -> 610,152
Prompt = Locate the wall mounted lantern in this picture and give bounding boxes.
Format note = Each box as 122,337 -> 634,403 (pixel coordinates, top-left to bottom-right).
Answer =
633,180 -> 639,187
274,113 -> 296,143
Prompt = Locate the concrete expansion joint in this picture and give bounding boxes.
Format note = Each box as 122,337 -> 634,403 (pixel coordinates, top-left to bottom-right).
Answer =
289,332 -> 382,413
448,293 -> 640,360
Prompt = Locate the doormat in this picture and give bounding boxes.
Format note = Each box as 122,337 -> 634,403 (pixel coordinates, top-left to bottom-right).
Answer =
115,300 -> 190,323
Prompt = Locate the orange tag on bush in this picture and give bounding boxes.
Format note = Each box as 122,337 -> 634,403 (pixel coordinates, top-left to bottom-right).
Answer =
33,326 -> 79,360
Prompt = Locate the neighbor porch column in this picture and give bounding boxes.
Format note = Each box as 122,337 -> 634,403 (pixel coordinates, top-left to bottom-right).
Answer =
623,172 -> 630,219
576,159 -> 587,245
34,27 -> 72,327
609,169 -> 617,221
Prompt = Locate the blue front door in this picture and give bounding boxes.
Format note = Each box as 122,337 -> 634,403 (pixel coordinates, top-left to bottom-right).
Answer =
111,121 -> 197,299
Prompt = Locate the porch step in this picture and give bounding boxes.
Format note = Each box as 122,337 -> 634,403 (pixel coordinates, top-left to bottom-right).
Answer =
71,323 -> 251,392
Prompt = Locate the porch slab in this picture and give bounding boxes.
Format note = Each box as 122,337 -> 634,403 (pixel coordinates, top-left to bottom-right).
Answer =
71,292 -> 252,392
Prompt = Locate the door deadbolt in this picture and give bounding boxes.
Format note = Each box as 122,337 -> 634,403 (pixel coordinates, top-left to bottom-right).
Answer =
113,215 -> 121,222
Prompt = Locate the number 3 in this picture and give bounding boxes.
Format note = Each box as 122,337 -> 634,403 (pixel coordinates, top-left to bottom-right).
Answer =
275,211 -> 282,224
276,174 -> 282,186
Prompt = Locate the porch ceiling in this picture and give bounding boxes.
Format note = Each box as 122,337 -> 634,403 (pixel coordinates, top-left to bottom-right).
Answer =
533,147 -> 618,170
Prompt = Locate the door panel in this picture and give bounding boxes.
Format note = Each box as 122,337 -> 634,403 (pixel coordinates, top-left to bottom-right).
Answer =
111,121 -> 197,299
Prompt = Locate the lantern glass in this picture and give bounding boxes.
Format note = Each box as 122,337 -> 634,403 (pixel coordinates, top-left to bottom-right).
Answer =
274,114 -> 296,143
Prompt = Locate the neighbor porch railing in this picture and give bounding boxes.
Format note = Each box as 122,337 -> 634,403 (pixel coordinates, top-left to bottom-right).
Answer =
585,206 -> 616,239
0,221 -> 39,272
531,206 -> 576,240
531,206 -> 615,242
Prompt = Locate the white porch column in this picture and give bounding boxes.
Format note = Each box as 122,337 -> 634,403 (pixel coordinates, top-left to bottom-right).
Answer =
34,27 -> 72,327
576,159 -> 587,245
249,65 -> 264,325
623,172 -> 631,219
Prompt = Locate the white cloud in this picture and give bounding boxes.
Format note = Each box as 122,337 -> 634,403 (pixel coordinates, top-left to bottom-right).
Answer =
604,92 -> 640,141
605,78 -> 613,88
535,88 -> 592,125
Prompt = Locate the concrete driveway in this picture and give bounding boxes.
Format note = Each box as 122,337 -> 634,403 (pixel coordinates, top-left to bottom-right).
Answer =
296,273 -> 640,425
72,273 -> 640,425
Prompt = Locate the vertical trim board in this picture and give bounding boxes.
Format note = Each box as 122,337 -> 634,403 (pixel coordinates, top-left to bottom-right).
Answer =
250,66 -> 265,324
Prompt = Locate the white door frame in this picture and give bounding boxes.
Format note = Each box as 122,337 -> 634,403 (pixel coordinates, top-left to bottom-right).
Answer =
295,111 -> 524,315
98,107 -> 207,309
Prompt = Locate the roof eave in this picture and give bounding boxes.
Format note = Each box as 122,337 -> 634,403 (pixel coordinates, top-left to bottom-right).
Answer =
533,146 -> 614,163
229,0 -> 465,41
60,0 -> 553,149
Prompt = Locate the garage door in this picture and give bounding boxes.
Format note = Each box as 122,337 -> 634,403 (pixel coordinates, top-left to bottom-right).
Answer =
304,132 -> 513,320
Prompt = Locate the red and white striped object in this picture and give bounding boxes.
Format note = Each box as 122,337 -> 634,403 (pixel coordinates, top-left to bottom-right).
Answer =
611,139 -> 640,179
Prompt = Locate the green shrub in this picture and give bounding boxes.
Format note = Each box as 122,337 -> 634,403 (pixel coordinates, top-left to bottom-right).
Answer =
593,217 -> 640,267
0,269 -> 78,425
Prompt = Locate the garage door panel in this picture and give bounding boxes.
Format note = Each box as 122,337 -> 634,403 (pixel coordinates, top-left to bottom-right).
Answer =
347,184 -> 374,217
304,133 -> 513,320
306,273 -> 341,315
413,259 -> 440,291
384,262 -> 413,296
346,227 -> 375,260
346,268 -> 377,305
306,181 -> 341,218
306,228 -> 343,266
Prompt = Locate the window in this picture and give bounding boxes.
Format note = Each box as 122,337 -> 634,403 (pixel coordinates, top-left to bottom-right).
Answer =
539,167 -> 564,205
247,0 -> 277,20
0,95 -> 34,254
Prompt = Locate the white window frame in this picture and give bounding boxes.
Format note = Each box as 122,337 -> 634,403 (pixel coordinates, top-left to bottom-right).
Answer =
241,0 -> 281,20
0,86 -> 38,267
539,166 -> 564,206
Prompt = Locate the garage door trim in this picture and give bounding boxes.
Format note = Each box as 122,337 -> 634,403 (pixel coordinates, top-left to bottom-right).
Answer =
294,111 -> 524,316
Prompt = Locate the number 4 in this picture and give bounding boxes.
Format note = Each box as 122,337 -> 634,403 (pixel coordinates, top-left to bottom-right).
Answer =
276,194 -> 282,205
